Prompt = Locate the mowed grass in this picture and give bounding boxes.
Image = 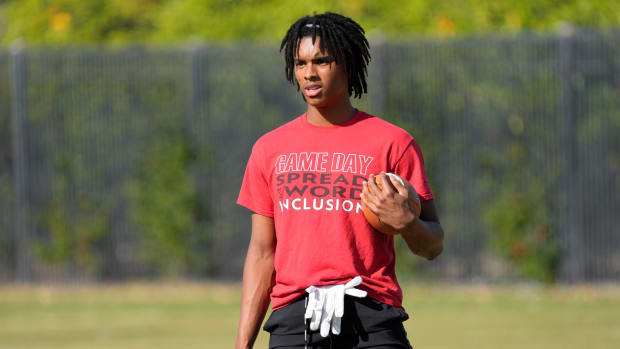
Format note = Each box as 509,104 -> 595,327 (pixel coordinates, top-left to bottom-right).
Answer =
0,282 -> 619,349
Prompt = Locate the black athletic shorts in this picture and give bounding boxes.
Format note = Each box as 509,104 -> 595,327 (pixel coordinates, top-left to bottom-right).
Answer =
264,295 -> 413,349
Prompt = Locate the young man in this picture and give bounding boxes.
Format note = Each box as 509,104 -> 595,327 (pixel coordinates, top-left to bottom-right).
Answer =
236,12 -> 444,349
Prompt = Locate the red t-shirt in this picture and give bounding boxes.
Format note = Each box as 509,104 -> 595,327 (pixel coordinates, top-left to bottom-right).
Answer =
237,110 -> 434,310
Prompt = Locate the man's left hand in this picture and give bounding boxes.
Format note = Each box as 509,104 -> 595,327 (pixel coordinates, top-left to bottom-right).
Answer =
361,172 -> 416,232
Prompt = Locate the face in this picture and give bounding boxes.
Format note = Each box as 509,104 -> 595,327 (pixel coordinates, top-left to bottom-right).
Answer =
294,36 -> 349,107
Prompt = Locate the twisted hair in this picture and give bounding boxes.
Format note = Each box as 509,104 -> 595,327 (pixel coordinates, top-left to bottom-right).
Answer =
280,12 -> 371,99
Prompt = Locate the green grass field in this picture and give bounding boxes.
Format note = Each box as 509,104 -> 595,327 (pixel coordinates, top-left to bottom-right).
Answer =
0,282 -> 619,349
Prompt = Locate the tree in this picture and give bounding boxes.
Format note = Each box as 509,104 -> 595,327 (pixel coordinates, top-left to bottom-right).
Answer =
2,0 -> 620,45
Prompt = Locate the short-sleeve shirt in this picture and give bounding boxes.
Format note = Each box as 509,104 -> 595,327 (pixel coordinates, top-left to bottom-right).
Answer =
237,110 -> 434,310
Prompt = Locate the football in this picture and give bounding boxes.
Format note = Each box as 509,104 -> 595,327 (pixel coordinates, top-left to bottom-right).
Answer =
361,173 -> 422,235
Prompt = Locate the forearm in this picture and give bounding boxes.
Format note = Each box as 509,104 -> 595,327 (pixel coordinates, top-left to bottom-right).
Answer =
235,246 -> 275,349
399,215 -> 444,260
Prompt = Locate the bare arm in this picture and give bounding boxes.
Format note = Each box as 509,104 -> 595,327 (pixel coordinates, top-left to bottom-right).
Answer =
399,198 -> 444,260
361,173 -> 444,260
235,214 -> 277,349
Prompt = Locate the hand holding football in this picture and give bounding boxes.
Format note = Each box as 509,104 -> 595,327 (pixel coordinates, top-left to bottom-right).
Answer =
361,172 -> 421,235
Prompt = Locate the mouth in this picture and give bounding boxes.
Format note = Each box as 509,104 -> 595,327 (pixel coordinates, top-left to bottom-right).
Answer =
304,85 -> 322,97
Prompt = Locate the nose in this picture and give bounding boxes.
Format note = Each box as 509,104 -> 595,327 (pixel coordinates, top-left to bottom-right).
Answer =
304,62 -> 318,81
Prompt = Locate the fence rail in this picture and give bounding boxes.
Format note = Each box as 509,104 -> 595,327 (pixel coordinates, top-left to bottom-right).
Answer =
0,30 -> 619,282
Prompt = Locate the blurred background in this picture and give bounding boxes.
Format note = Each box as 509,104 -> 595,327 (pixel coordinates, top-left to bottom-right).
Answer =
0,1 -> 619,348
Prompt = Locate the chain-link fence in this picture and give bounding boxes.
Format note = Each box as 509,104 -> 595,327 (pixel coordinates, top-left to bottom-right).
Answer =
1,30 -> 619,283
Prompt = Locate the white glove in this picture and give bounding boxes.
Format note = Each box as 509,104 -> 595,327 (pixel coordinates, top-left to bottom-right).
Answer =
304,276 -> 367,337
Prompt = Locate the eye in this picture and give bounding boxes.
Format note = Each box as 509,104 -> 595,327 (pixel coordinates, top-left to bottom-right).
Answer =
295,60 -> 306,67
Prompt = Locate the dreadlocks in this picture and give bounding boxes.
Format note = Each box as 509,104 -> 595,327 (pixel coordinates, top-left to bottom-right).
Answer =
280,12 -> 371,99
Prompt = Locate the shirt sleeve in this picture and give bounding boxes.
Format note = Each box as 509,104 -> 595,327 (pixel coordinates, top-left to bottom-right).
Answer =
393,139 -> 435,201
237,143 -> 274,217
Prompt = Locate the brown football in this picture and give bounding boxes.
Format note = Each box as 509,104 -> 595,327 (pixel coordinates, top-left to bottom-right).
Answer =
361,173 -> 422,235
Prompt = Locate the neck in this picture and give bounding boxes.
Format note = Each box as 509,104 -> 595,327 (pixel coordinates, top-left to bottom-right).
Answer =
306,98 -> 356,126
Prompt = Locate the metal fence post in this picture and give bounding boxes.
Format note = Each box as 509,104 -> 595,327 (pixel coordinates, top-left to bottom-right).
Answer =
559,26 -> 583,282
186,43 -> 208,201
187,44 -> 206,134
9,40 -> 32,282
369,36 -> 387,116
185,43 -> 215,275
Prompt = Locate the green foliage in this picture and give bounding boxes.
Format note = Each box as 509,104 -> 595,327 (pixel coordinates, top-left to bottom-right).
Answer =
1,25 -> 618,282
129,133 -> 202,275
1,0 -> 163,44
484,180 -> 560,283
2,0 -> 620,45
373,36 -> 574,281
36,155 -> 110,275
10,47 -> 216,278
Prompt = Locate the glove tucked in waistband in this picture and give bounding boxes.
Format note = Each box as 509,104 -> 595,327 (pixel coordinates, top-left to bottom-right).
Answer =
304,276 -> 368,338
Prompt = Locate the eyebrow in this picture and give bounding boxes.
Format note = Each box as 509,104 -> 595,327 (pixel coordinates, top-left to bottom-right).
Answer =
294,55 -> 332,62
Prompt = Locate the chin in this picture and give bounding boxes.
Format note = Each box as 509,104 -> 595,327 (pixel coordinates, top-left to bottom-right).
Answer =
308,97 -> 340,108
306,98 -> 328,107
